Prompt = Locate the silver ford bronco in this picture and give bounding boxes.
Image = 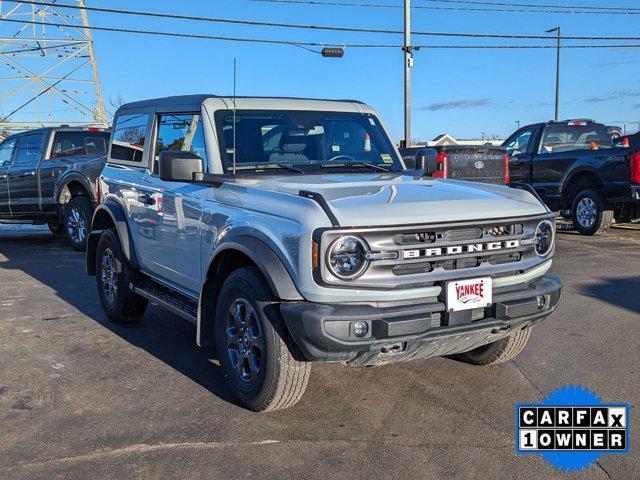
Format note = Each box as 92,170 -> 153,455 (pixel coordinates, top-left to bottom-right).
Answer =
87,95 -> 562,411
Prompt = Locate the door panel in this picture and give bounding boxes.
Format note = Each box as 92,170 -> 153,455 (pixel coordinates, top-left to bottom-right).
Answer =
134,112 -> 209,294
136,173 -> 207,293
0,137 -> 18,215
7,133 -> 45,215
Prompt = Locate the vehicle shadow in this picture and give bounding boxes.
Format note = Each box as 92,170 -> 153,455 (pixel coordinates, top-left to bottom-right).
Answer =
578,276 -> 640,315
0,229 -> 240,407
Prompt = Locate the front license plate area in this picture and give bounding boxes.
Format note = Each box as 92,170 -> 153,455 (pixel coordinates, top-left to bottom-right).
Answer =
446,277 -> 492,312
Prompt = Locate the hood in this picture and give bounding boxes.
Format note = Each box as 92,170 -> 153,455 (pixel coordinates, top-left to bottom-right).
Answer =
237,173 -> 547,227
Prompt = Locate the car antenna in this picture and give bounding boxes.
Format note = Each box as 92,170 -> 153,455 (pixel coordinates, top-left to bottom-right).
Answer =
232,57 -> 237,176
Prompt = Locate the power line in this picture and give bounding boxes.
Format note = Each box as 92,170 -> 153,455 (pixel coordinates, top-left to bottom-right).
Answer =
419,0 -> 640,12
5,0 -> 640,42
2,17 -> 640,50
249,0 -> 640,15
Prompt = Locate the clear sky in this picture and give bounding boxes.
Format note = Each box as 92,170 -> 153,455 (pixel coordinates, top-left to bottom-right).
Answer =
25,0 -> 640,140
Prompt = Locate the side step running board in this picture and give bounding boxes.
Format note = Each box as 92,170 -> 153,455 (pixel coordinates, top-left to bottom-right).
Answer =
133,281 -> 198,324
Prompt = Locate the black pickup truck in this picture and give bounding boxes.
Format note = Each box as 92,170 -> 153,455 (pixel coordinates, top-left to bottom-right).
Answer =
0,126 -> 111,249
399,145 -> 509,185
503,120 -> 640,235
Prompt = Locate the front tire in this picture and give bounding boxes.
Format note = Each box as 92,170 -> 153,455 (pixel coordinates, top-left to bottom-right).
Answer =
455,328 -> 532,366
96,230 -> 148,323
64,196 -> 93,250
214,267 -> 310,412
571,188 -> 614,236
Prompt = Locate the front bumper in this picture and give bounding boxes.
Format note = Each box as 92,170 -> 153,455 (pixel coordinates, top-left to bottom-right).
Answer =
281,275 -> 562,366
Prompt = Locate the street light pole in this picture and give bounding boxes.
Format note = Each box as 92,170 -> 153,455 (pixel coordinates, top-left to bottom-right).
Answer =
403,0 -> 412,148
546,27 -> 561,122
516,120 -> 520,130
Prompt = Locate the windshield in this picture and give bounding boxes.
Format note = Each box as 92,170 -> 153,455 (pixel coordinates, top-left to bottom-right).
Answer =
214,110 -> 403,173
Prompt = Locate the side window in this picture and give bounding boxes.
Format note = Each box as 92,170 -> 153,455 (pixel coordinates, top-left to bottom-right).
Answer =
154,113 -> 207,173
504,130 -> 533,156
14,133 -> 43,166
0,138 -> 18,166
52,131 -> 110,158
110,113 -> 149,163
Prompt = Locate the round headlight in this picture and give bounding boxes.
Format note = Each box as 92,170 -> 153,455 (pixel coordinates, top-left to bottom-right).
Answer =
534,220 -> 554,257
327,236 -> 369,280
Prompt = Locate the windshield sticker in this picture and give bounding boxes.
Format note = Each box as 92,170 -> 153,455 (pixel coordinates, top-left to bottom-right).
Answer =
224,115 -> 241,124
381,153 -> 393,164
369,118 -> 376,126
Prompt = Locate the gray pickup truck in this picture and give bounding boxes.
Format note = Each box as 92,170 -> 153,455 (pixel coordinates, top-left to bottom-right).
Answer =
87,95 -> 562,411
0,126 -> 111,249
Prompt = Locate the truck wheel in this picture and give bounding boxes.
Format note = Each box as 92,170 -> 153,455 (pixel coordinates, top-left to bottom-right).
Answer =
96,230 -> 148,323
47,220 -> 64,235
455,328 -> 531,366
64,196 -> 93,250
214,267 -> 311,412
571,188 -> 614,236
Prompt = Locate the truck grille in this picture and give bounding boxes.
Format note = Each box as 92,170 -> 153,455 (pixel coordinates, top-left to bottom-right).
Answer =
318,215 -> 552,290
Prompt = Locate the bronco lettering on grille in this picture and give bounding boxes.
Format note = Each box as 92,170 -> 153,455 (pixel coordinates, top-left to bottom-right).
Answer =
403,239 -> 521,260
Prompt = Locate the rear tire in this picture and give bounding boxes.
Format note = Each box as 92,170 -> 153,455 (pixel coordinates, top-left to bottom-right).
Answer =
64,196 -> 93,250
571,188 -> 614,236
214,267 -> 310,412
455,328 -> 532,366
95,230 -> 148,323
47,220 -> 64,235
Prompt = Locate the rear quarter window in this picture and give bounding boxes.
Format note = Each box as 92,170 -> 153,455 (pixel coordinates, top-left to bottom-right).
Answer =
110,113 -> 150,163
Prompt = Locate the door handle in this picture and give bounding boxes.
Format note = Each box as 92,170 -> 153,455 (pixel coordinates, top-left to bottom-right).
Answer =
19,171 -> 35,178
138,194 -> 156,206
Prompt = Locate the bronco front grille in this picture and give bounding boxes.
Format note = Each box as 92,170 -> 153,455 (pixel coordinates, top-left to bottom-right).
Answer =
317,214 -> 553,290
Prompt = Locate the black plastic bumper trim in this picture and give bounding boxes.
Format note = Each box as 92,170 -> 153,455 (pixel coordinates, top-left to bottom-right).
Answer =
280,274 -> 562,364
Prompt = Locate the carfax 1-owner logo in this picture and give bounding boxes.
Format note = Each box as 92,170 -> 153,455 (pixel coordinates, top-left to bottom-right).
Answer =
516,385 -> 630,473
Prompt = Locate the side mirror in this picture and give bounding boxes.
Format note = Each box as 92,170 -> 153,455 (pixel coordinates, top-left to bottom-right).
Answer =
158,150 -> 204,182
415,148 -> 438,175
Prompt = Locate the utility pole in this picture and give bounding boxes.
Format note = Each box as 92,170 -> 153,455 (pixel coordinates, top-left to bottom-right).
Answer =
516,120 -> 520,130
546,27 -> 561,122
402,0 -> 411,148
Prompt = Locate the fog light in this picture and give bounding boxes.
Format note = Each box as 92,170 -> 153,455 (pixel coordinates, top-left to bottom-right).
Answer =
536,295 -> 547,310
353,321 -> 369,338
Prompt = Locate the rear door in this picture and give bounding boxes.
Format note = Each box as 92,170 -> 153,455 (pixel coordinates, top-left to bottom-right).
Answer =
0,136 -> 18,216
39,130 -> 110,213
503,127 -> 536,184
531,124 -> 613,199
7,132 -> 45,215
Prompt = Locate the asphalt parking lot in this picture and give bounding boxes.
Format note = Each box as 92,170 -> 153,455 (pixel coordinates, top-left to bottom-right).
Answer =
0,225 -> 638,479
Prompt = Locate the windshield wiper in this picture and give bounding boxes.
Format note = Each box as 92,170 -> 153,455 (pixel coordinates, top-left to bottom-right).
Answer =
320,162 -> 390,172
234,164 -> 305,174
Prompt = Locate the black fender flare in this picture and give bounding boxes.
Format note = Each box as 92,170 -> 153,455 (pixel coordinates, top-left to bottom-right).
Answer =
86,199 -> 140,275
55,172 -> 96,206
196,236 -> 303,346
560,166 -> 602,197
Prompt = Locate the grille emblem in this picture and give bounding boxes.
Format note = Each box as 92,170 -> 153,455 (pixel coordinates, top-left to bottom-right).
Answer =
474,160 -> 485,170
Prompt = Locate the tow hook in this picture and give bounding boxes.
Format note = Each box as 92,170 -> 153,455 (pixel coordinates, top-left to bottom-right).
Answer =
491,325 -> 511,334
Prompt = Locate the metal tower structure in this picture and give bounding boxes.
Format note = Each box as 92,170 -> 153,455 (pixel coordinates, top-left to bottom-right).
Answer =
0,0 -> 108,132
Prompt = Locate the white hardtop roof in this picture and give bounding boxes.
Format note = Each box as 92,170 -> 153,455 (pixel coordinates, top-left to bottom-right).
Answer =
118,94 -> 376,114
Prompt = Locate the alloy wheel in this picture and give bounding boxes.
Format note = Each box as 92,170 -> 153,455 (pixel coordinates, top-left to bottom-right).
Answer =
576,197 -> 597,228
67,206 -> 87,245
225,298 -> 265,383
100,248 -> 118,306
